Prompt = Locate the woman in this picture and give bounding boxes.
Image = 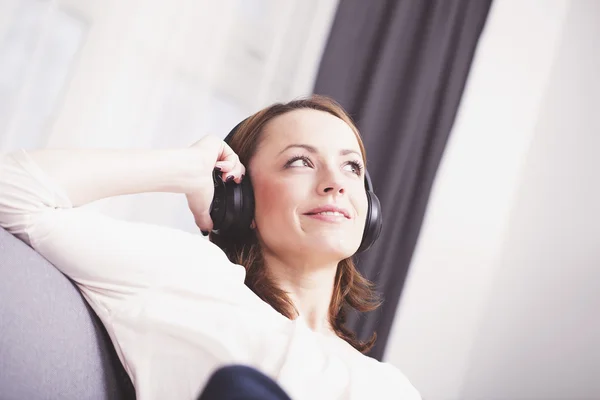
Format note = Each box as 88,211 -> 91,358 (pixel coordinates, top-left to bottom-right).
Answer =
0,96 -> 420,399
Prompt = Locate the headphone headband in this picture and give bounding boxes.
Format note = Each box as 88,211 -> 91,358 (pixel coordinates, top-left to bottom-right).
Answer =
223,118 -> 248,144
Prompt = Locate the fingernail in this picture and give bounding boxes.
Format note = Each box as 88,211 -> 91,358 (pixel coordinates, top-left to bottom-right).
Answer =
226,175 -> 234,182
201,230 -> 209,236
215,166 -> 222,172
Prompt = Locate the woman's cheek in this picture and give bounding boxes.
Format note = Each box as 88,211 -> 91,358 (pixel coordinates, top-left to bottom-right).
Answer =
352,188 -> 369,222
254,179 -> 293,226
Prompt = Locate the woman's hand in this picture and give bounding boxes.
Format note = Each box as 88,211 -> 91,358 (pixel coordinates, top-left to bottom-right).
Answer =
185,135 -> 246,233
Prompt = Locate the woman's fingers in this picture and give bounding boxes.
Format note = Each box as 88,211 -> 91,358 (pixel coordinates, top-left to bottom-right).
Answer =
215,142 -> 246,183
184,134 -> 246,234
215,163 -> 245,183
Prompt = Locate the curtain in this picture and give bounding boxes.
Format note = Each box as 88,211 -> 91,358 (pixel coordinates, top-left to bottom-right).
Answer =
313,0 -> 493,360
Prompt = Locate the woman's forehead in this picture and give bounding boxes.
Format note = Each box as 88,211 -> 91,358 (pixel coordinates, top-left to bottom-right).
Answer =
258,109 -> 362,154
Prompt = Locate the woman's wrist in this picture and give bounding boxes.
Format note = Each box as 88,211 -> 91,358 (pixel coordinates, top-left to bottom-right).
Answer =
167,147 -> 211,195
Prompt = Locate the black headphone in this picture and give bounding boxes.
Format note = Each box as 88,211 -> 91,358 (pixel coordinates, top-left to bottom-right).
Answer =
209,119 -> 383,253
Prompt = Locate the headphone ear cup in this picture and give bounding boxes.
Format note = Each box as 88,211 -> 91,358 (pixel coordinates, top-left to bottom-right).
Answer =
357,190 -> 383,253
236,175 -> 255,234
209,172 -> 254,237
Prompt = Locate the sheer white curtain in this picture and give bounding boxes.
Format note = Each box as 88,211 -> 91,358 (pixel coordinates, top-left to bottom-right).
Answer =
0,0 -> 338,231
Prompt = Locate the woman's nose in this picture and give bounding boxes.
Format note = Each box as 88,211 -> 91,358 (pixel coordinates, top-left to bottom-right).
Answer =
318,177 -> 345,195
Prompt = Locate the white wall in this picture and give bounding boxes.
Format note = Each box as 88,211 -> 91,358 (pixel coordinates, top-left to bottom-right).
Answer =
0,0 -> 338,230
385,1 -> 600,399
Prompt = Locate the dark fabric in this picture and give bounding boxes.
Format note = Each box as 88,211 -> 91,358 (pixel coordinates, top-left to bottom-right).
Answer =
197,366 -> 292,400
314,0 -> 492,359
0,227 -> 135,399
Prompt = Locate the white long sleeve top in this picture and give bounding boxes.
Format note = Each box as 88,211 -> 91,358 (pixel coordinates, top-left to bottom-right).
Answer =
0,150 -> 421,400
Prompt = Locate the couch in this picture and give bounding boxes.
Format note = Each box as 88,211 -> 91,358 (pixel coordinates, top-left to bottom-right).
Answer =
0,227 -> 136,399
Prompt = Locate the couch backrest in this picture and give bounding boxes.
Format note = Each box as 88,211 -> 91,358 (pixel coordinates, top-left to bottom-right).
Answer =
0,227 -> 135,399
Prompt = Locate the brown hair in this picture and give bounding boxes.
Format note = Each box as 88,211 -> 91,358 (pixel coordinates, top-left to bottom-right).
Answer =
209,95 -> 381,353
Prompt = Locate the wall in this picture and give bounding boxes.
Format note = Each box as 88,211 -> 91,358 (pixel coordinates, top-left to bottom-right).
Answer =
0,0 -> 338,229
385,1 -> 600,399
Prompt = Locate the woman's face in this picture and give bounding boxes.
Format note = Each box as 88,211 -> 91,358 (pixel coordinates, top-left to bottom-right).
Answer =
248,109 -> 368,263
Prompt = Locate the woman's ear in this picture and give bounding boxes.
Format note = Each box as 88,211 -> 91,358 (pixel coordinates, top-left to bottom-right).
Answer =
250,219 -> 256,229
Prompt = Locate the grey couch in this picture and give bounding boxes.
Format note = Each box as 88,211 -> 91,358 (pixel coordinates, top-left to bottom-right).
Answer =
0,227 -> 135,399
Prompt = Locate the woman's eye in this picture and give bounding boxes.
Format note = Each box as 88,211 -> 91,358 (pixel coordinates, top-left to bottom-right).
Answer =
344,161 -> 364,175
287,156 -> 312,168
289,159 -> 309,167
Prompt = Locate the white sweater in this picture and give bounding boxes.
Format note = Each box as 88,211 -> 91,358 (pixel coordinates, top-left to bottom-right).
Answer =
0,150 -> 421,400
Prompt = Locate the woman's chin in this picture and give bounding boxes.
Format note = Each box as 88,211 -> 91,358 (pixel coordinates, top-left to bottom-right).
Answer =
303,234 -> 359,259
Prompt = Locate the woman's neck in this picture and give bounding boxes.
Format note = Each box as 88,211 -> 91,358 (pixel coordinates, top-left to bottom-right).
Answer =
262,251 -> 338,335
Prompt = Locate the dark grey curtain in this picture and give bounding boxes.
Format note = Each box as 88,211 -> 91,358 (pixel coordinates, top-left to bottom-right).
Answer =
314,0 -> 492,360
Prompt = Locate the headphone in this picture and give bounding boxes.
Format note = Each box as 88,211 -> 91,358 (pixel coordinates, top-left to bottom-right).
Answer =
209,119 -> 383,253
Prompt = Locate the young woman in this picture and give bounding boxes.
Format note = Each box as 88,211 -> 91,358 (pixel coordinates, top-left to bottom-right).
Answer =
0,96 -> 420,399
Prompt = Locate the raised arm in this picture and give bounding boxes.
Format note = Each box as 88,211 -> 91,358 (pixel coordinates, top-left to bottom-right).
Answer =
25,135 -> 244,229
26,147 -> 205,207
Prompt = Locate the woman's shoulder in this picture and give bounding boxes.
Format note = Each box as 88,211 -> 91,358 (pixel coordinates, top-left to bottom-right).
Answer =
339,347 -> 421,399
364,359 -> 421,399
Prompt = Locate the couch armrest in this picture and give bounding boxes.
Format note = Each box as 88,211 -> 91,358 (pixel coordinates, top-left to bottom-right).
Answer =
0,227 -> 135,399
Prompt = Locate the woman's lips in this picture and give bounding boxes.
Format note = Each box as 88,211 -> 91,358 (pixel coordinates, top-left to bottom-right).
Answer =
303,213 -> 348,223
304,205 -> 351,219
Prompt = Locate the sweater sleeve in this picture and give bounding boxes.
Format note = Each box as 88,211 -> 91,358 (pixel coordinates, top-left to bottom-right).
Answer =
0,149 -> 246,313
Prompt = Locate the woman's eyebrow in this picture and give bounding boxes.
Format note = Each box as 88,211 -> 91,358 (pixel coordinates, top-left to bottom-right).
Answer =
339,149 -> 361,157
278,144 -> 361,157
278,144 -> 317,155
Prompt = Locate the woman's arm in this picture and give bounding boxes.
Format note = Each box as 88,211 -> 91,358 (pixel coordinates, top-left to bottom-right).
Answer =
26,135 -> 245,231
26,147 -> 204,207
